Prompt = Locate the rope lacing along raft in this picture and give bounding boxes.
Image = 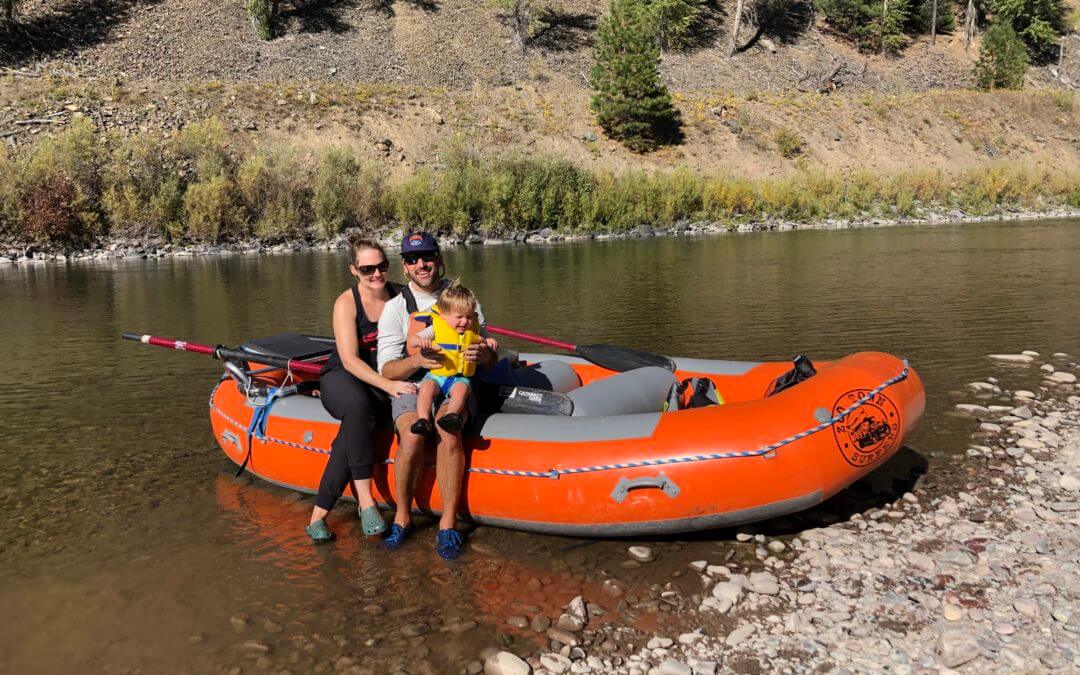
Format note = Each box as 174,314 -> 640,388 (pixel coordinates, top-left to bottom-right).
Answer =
210,362 -> 910,480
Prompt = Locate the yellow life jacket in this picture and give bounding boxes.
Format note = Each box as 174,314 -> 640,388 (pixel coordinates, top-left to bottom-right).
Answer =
415,306 -> 480,377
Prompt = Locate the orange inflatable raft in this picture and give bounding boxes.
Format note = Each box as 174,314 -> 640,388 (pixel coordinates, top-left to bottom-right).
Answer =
209,337 -> 924,536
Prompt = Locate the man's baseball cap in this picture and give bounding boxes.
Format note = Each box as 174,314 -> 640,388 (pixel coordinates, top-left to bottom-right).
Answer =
400,231 -> 439,255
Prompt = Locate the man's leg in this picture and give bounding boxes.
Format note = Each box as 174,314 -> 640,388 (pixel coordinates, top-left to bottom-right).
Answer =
392,412 -> 425,528
433,406 -> 467,530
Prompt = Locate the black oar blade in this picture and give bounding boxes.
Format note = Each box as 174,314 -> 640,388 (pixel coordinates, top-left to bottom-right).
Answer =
575,344 -> 676,373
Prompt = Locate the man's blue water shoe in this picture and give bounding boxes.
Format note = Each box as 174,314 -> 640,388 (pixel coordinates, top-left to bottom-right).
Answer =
436,528 -> 465,560
380,523 -> 412,550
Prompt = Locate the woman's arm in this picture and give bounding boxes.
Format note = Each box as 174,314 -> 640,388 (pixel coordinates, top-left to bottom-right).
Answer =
333,293 -> 415,397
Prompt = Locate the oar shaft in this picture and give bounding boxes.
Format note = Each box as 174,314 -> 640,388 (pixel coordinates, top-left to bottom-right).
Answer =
487,325 -> 576,352
122,332 -> 323,375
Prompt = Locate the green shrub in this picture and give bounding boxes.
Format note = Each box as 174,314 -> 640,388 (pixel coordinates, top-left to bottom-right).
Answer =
17,117 -> 104,245
246,0 -> 280,40
173,119 -> 231,180
815,0 -> 911,52
641,0 -> 702,51
988,0 -> 1067,61
906,0 -> 956,33
590,0 -> 682,152
102,133 -> 184,236
183,175 -> 244,242
775,128 -> 805,158
313,148 -> 387,237
974,24 -> 1030,89
236,148 -> 309,241
0,151 -> 18,237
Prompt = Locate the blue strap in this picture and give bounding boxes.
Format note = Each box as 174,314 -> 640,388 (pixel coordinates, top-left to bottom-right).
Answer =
237,387 -> 285,476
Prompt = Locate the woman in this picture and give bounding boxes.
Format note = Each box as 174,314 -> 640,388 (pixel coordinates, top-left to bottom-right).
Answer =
306,236 -> 417,542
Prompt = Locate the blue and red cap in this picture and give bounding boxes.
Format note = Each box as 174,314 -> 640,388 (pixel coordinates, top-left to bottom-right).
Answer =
401,231 -> 439,255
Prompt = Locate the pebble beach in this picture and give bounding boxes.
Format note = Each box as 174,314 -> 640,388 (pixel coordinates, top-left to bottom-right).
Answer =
479,351 -> 1079,675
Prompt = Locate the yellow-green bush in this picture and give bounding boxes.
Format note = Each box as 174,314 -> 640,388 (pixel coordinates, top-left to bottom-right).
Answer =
102,133 -> 184,236
313,148 -> 387,237
16,118 -> 104,244
236,147 -> 309,241
183,175 -> 244,242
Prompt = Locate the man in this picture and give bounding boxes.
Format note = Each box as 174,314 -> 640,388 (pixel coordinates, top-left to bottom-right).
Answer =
376,231 -> 496,559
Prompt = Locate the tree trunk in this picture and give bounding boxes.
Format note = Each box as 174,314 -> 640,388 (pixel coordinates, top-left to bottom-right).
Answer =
963,0 -> 976,51
729,0 -> 744,57
930,0 -> 937,45
881,0 -> 889,54
1059,38 -> 1065,85
4,0 -> 14,24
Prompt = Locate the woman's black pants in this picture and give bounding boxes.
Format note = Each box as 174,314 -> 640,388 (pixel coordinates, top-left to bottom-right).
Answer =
314,368 -> 383,511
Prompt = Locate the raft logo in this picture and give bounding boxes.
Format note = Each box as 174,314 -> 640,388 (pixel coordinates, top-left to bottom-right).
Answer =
831,390 -> 899,467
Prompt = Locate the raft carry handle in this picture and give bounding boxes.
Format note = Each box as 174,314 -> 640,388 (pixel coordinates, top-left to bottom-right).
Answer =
610,473 -> 680,503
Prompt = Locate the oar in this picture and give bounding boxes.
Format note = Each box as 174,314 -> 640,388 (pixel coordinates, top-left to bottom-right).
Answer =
121,332 -> 324,375
486,325 -> 675,373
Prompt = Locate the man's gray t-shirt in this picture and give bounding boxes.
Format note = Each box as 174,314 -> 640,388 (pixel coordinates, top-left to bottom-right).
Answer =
376,280 -> 486,376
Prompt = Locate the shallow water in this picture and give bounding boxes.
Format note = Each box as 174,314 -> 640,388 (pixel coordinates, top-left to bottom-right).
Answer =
1,220 -> 1078,673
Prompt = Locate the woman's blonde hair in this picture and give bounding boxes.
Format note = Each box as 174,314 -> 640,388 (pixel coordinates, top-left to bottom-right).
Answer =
437,279 -> 477,316
346,232 -> 387,267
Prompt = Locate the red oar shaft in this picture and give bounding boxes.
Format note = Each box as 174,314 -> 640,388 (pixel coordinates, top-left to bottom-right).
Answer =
122,332 -> 323,375
486,325 -> 576,352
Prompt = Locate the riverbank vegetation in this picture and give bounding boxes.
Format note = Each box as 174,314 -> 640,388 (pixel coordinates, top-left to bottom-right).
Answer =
1,117 -> 1078,248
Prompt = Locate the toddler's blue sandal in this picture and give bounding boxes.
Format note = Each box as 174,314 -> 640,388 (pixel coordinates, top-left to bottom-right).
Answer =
305,519 -> 334,542
359,506 -> 387,536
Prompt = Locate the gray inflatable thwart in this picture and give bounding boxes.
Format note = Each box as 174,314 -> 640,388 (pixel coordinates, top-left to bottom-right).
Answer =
568,366 -> 676,417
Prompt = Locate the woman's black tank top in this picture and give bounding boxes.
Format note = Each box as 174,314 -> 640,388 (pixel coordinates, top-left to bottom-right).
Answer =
322,282 -> 401,375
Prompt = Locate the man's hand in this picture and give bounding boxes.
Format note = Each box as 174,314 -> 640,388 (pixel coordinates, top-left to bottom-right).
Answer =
413,346 -> 443,371
463,340 -> 496,367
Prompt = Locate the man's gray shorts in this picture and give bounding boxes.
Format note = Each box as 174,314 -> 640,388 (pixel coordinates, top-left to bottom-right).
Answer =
391,391 -> 480,426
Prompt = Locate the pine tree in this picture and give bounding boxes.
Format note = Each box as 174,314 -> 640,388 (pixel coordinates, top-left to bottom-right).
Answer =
247,0 -> 280,40
590,0 -> 682,152
974,23 -> 1030,89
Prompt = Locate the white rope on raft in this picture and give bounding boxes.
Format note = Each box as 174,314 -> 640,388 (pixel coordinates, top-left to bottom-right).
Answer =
209,362 -> 910,480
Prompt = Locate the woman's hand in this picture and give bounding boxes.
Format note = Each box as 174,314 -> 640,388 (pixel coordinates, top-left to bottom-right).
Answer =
484,337 -> 500,351
381,378 -> 418,399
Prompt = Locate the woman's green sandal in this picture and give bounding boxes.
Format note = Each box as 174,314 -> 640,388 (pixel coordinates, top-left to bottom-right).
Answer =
305,519 -> 335,542
359,506 -> 387,536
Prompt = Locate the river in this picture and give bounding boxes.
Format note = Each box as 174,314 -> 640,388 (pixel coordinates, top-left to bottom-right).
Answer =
1,219 -> 1078,673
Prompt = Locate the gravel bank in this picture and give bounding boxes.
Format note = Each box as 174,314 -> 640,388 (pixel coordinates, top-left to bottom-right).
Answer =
481,352 -> 1079,674
4,208 -> 1079,266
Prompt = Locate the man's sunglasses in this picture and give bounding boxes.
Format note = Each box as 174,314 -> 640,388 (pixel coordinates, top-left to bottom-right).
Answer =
402,253 -> 438,265
356,260 -> 390,276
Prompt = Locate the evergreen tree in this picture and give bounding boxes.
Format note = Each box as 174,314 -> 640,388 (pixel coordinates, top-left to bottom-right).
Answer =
974,23 -> 1030,88
987,0 -> 1067,60
590,0 -> 682,152
247,0 -> 280,40
641,0 -> 702,51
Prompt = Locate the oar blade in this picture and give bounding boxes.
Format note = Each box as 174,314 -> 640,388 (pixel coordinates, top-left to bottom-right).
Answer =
575,344 -> 676,373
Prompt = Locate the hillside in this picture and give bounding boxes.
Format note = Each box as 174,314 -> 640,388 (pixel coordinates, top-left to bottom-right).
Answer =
4,0 -> 1076,92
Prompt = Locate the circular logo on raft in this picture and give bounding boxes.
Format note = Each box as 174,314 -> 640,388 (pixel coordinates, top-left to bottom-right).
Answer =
831,389 -> 900,467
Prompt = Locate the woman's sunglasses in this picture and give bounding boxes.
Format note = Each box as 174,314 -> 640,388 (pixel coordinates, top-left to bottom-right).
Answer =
402,253 -> 437,265
356,260 -> 390,276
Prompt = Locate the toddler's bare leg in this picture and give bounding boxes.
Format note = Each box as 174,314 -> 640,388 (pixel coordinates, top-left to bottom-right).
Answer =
440,381 -> 470,416
416,380 -> 436,422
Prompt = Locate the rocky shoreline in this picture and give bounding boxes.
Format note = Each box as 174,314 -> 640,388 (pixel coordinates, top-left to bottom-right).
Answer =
480,352 -> 1079,675
3,207 -> 1079,266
